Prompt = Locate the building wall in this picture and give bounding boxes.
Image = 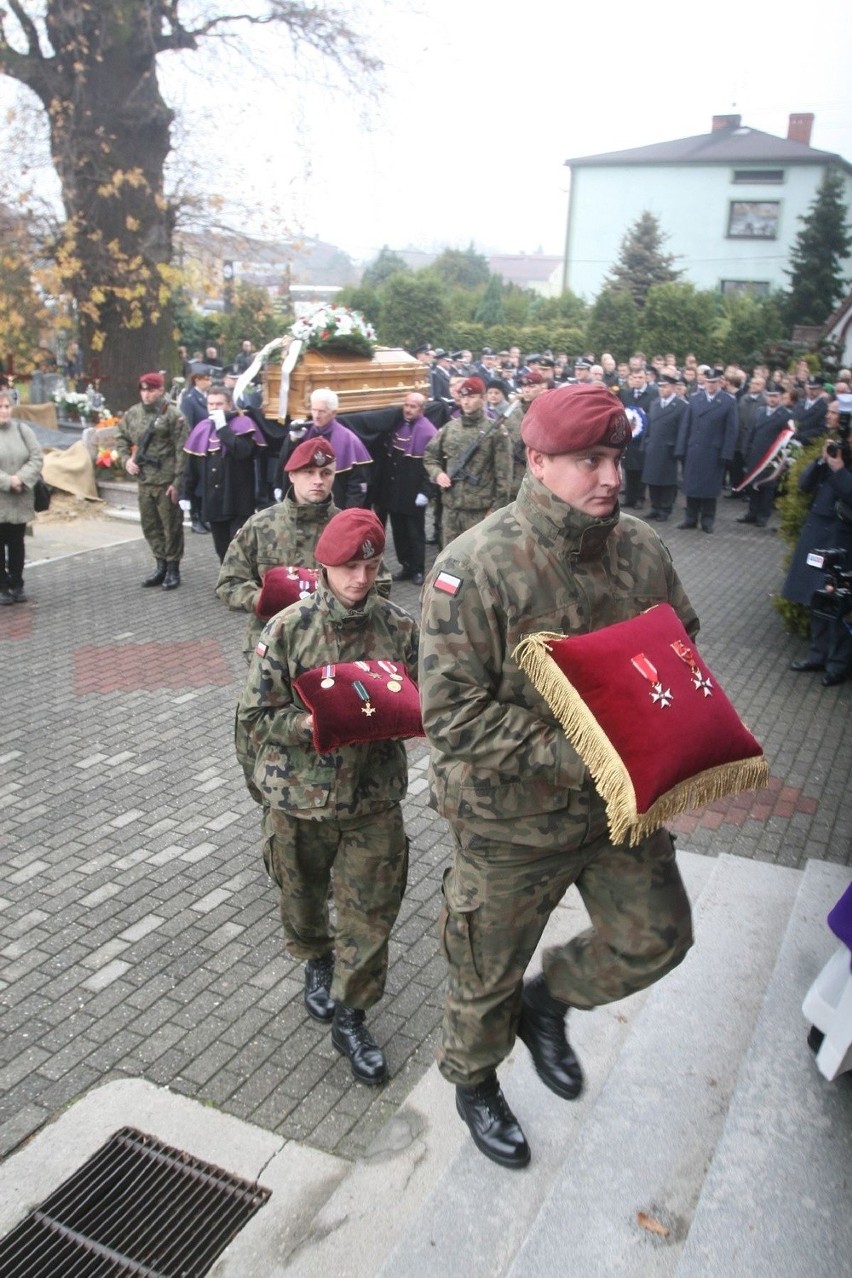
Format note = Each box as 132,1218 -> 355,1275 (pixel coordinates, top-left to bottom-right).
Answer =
563,162 -> 852,301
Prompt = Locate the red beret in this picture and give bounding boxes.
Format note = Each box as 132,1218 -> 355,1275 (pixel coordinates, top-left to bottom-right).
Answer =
315,509 -> 385,566
519,371 -> 545,386
139,372 -> 164,390
460,377 -> 485,395
521,383 -> 630,453
284,438 -> 336,473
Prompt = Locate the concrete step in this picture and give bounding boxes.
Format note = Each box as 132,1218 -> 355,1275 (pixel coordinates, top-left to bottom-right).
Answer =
676,858 -> 852,1278
284,852 -> 713,1278
507,853 -> 802,1278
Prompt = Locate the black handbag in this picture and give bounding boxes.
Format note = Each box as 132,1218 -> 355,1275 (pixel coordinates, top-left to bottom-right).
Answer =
33,478 -> 52,512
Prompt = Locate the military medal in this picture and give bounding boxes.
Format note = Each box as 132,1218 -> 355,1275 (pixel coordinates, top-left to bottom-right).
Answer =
630,653 -> 673,708
378,660 -> 402,693
671,640 -> 713,697
353,679 -> 376,717
320,664 -> 336,690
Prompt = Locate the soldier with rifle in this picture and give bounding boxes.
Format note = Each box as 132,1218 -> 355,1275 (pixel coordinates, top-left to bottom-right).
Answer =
423,377 -> 511,547
116,371 -> 188,591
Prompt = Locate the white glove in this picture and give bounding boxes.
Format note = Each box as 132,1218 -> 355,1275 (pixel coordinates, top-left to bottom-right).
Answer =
211,409 -> 226,429
415,492 -> 429,508
273,488 -> 283,503
179,499 -> 191,513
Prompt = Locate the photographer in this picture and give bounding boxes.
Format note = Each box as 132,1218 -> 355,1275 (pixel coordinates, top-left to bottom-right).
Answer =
783,401 -> 852,686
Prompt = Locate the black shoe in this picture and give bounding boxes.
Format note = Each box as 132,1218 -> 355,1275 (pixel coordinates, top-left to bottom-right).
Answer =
790,659 -> 823,673
517,973 -> 584,1100
823,671 -> 847,687
807,1025 -> 825,1054
646,511 -> 661,521
701,522 -> 714,533
331,1006 -> 387,1085
142,559 -> 167,587
736,514 -> 757,524
162,564 -> 181,590
304,953 -> 335,1022
455,1076 -> 530,1169
392,567 -> 412,582
677,521 -> 697,530
191,519 -> 210,534
10,587 -> 27,603
0,588 -> 14,606
411,572 -> 424,586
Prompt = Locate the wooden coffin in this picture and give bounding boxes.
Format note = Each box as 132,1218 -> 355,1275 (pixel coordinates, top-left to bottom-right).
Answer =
262,347 -> 429,421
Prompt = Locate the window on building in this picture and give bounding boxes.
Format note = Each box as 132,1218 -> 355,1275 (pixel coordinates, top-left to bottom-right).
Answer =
727,201 -> 780,239
720,280 -> 771,297
732,169 -> 785,184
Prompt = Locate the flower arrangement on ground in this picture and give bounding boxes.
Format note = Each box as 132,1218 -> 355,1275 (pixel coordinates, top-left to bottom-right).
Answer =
290,306 -> 377,359
53,387 -> 111,423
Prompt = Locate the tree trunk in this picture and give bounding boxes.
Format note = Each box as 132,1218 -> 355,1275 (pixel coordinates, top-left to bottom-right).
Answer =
37,3 -> 175,412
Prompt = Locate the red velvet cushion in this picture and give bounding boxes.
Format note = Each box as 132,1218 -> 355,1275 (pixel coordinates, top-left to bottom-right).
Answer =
514,603 -> 767,845
256,566 -> 318,619
294,660 -> 423,754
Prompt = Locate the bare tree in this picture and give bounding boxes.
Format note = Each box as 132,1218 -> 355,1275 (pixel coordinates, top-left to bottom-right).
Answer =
0,2 -> 380,408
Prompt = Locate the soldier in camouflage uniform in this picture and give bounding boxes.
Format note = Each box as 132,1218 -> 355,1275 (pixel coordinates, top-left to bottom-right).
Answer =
216,438 -> 340,662
419,383 -> 698,1168
502,370 -> 549,498
423,376 -> 511,546
236,509 -> 419,1086
116,371 -> 187,590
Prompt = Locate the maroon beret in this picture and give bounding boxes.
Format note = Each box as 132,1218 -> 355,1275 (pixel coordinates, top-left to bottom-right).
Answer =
521,383 -> 630,453
315,509 -> 385,566
284,438 -> 336,473
519,371 -> 545,386
460,376 -> 485,395
138,372 -> 164,390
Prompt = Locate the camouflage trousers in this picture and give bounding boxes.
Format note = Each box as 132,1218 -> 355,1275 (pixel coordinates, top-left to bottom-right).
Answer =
437,823 -> 692,1086
441,505 -> 490,548
138,484 -> 184,563
263,805 -> 408,1010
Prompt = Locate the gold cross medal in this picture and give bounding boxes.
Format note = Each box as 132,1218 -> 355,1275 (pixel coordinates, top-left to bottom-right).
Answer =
353,679 -> 376,717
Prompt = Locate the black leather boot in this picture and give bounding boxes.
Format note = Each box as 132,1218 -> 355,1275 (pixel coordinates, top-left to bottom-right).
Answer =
142,559 -> 167,587
162,563 -> 181,590
304,953 -> 335,1022
517,973 -> 584,1100
331,1006 -> 387,1085
455,1074 -> 530,1169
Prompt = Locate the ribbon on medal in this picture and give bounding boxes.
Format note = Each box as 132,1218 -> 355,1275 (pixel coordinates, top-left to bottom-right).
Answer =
670,640 -> 713,697
630,652 -> 673,708
352,679 -> 376,717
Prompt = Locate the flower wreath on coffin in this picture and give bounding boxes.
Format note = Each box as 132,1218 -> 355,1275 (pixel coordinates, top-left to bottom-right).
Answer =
294,660 -> 423,755
513,603 -> 768,846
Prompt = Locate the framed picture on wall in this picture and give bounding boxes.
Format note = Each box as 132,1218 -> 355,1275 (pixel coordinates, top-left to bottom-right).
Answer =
727,201 -> 780,239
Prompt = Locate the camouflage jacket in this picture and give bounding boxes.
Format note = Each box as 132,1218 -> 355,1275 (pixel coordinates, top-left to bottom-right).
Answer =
423,408 -> 512,512
216,492 -> 393,660
418,471 -> 699,846
116,399 -> 187,488
215,493 -> 340,660
501,400 -> 528,498
236,578 -> 419,819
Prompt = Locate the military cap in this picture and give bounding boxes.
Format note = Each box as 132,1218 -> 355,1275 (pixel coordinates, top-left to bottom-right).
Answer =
452,351 -> 466,362
526,353 -> 542,365
315,509 -> 385,566
574,358 -> 592,370
433,348 -> 449,360
518,370 -> 545,386
538,356 -> 556,369
460,376 -> 485,395
414,343 -> 431,356
764,382 -> 784,395
481,347 -> 494,356
138,372 -> 164,390
660,373 -> 678,385
806,374 -> 823,388
522,383 -> 630,453
284,438 -> 336,473
704,366 -> 724,380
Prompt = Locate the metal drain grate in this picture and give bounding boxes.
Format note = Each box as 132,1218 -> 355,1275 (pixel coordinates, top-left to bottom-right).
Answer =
0,1126 -> 271,1277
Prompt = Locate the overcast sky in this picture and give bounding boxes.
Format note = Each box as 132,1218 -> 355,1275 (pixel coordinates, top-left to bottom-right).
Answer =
4,0 -> 852,267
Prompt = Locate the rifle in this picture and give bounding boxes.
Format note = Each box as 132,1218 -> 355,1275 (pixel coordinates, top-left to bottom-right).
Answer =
135,405 -> 169,471
447,421 -> 500,486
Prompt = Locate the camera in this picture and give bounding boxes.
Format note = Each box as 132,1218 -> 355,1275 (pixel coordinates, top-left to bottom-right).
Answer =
826,417 -> 852,458
809,547 -> 852,621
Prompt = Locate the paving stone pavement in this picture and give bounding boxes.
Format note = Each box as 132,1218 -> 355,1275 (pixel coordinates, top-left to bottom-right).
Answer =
1,494 -> 850,1167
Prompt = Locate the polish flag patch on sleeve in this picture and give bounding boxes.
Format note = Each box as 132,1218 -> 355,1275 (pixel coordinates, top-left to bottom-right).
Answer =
255,641 -> 268,658
434,571 -> 462,596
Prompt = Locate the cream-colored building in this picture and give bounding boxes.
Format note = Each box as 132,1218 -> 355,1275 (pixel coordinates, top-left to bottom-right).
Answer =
563,113 -> 852,301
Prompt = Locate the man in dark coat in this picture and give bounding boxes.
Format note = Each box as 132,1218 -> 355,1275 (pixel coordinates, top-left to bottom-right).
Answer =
181,386 -> 266,563
676,368 -> 738,533
619,370 -> 655,507
179,366 -> 213,534
737,384 -> 794,528
794,376 -> 829,444
729,374 -> 768,495
374,392 -> 437,586
641,373 -> 687,521
783,404 -> 852,686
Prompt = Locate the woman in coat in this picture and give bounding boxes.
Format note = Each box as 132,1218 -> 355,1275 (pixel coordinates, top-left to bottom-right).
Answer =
0,389 -> 45,604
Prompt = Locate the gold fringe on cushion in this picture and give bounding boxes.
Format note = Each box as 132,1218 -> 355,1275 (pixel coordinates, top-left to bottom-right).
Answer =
514,632 -> 769,846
